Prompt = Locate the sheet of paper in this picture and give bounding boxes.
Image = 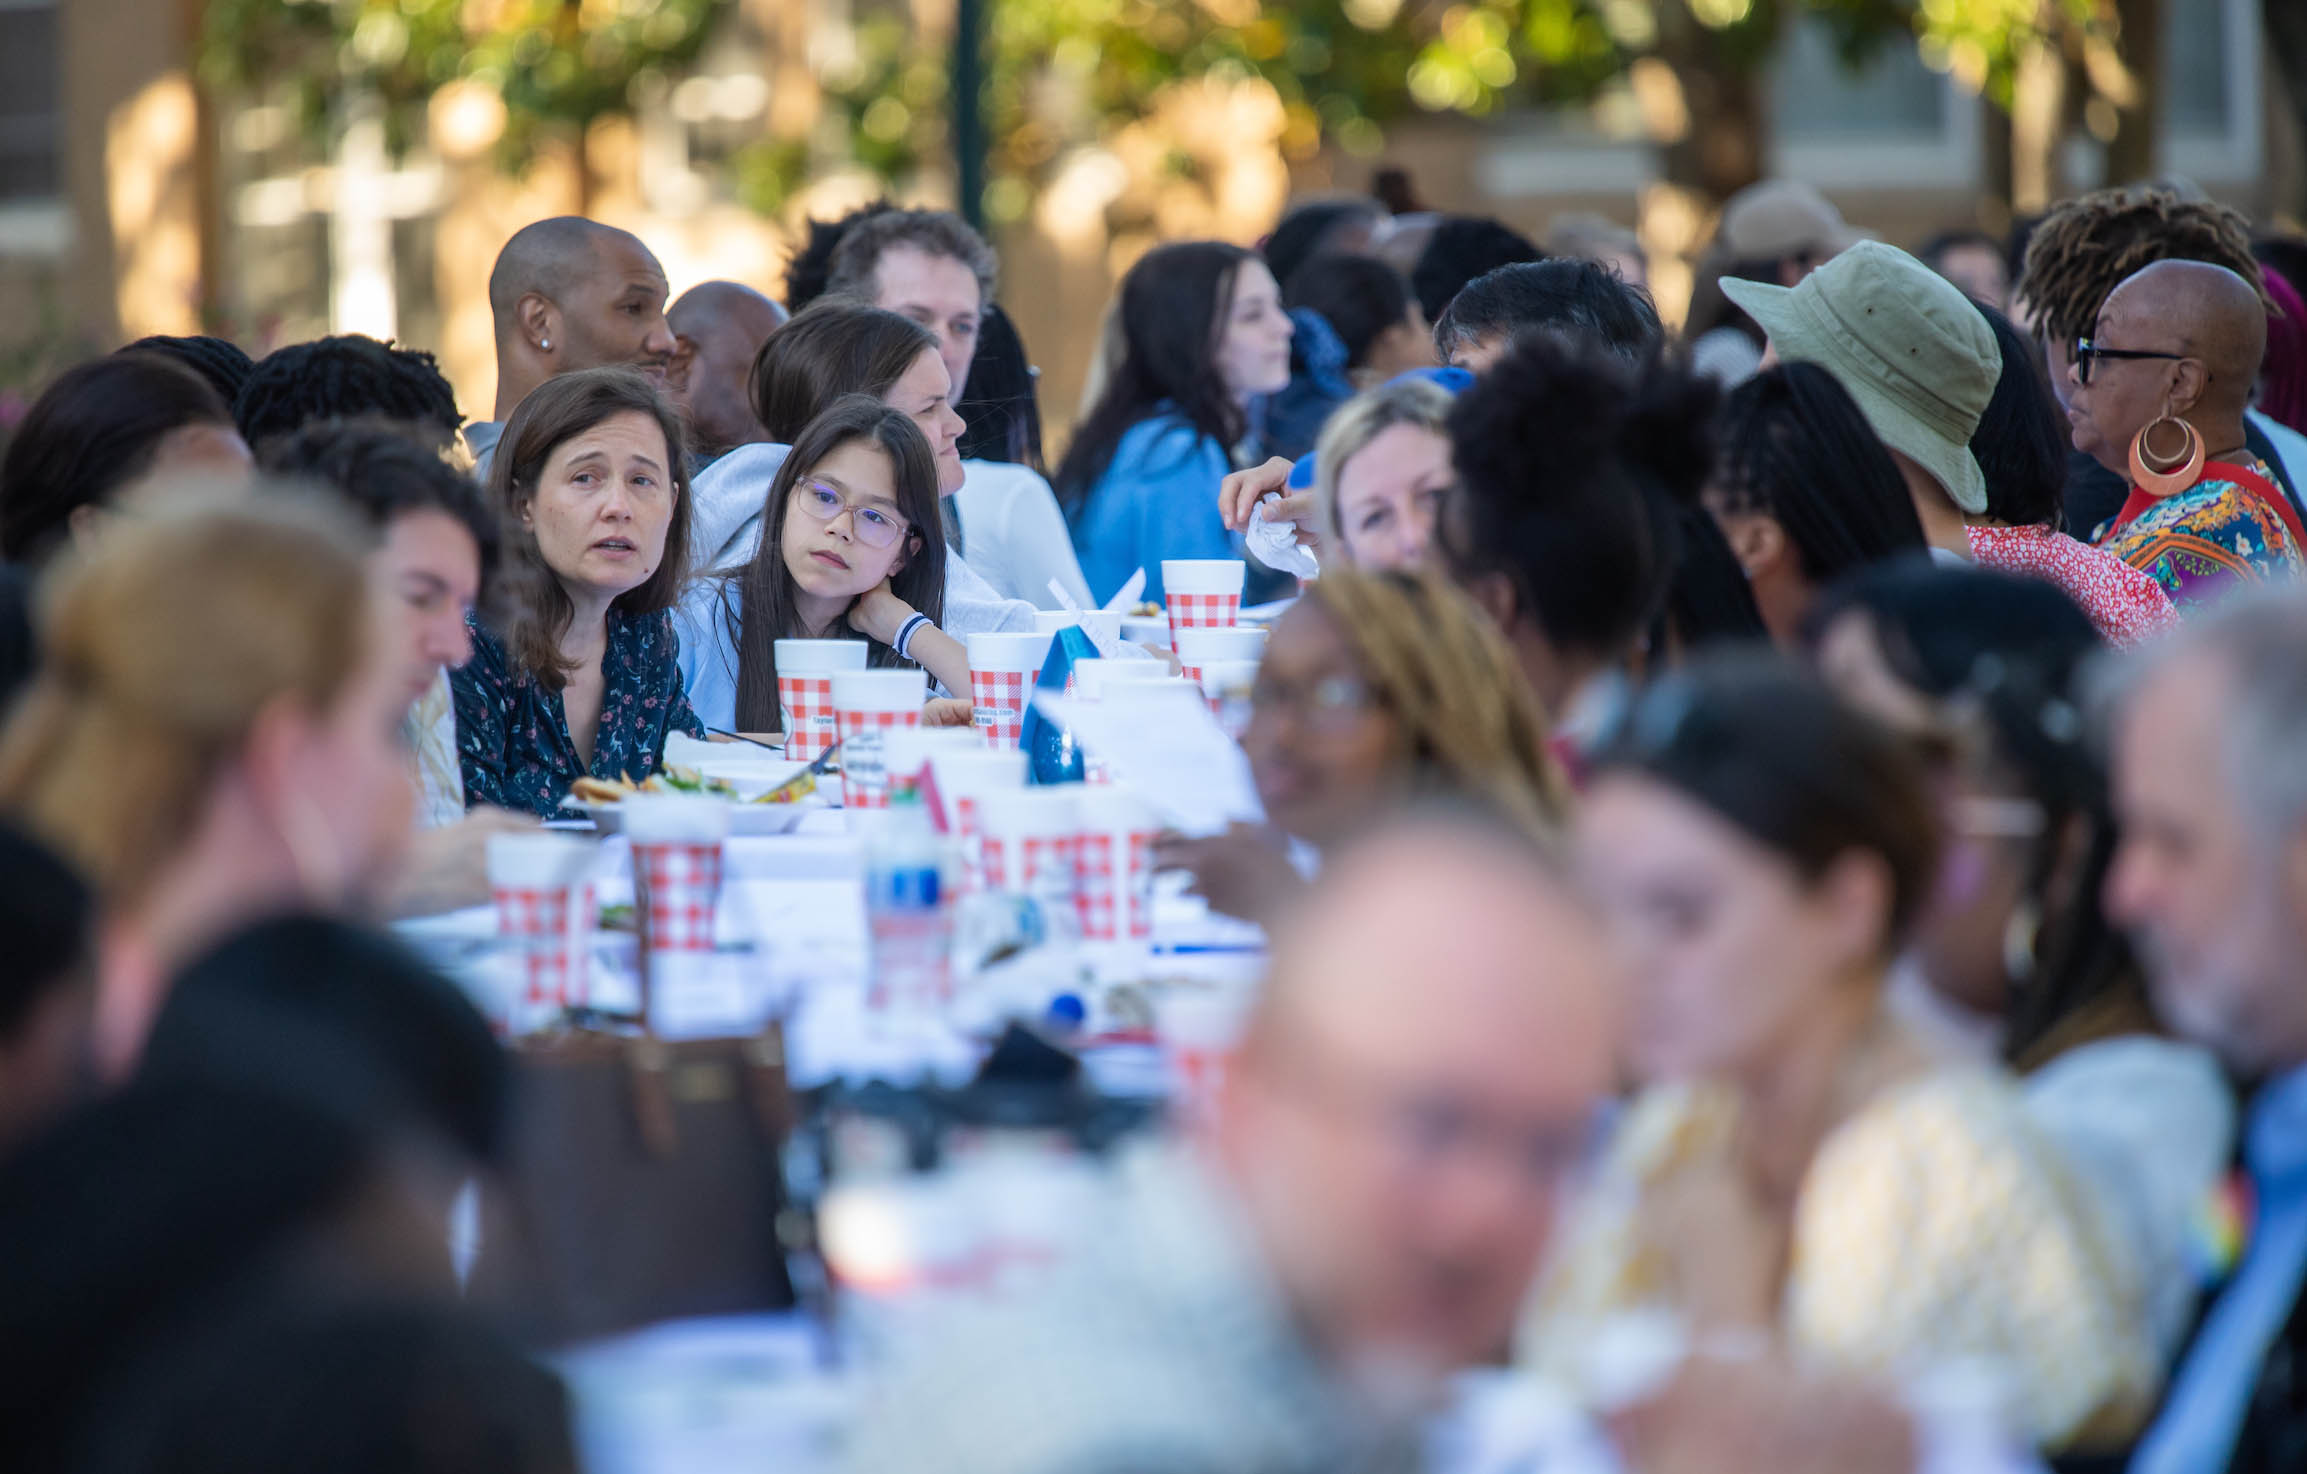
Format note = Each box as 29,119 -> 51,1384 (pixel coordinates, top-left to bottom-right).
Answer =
1029,686 -> 1265,836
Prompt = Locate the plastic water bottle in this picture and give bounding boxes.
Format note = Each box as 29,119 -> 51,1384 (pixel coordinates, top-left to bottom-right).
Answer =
865,792 -> 952,1015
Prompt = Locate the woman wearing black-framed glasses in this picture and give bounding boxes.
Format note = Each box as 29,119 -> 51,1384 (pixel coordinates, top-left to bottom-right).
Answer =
2064,260 -> 2306,609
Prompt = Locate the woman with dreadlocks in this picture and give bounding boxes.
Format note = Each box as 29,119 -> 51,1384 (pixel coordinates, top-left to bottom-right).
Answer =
1153,567 -> 1570,923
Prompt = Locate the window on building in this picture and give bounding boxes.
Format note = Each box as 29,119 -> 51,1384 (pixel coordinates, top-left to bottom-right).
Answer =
0,0 -> 60,203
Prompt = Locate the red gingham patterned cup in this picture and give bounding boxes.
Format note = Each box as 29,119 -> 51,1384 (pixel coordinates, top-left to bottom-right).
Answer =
623,795 -> 731,955
967,630 -> 1051,751
1171,626 -> 1267,687
977,788 -> 1081,925
774,639 -> 869,762
832,669 -> 927,809
486,833 -> 598,1012
1157,988 -> 1253,1128
1161,559 -> 1246,647
1073,787 -> 1158,942
927,748 -> 1028,890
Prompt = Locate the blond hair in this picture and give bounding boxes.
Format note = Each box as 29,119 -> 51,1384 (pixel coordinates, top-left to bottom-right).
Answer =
0,488 -> 375,905
1297,568 -> 1572,840
1311,377 -> 1454,546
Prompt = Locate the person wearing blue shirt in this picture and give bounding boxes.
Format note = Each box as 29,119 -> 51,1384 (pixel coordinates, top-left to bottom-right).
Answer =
1055,241 -> 1295,607
2101,590 -> 2307,1474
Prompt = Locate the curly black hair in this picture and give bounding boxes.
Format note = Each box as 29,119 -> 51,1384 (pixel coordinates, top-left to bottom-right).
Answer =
1441,333 -> 1723,664
232,335 -> 463,455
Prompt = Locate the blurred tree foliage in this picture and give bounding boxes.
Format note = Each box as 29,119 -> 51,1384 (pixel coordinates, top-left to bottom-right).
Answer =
768,0 -> 2152,217
198,0 -> 723,161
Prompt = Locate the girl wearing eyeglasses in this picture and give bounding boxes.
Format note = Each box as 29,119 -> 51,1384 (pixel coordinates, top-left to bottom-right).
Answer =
679,397 -> 971,735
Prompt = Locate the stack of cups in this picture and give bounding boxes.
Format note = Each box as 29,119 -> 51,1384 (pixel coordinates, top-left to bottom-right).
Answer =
1161,559 -> 1246,647
1198,661 -> 1261,739
966,631 -> 1053,750
487,832 -> 598,1019
833,669 -> 928,809
1157,986 -> 1255,1128
623,795 -> 731,957
926,747 -> 1029,890
976,788 -> 1081,927
883,726 -> 983,805
775,639 -> 869,762
1172,625 -> 1267,685
1073,786 -> 1159,944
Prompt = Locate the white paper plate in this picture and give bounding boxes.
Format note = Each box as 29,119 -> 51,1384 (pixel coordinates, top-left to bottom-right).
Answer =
563,797 -> 823,836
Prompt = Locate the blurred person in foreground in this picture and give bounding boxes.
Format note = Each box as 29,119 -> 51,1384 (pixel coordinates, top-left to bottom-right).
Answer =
2066,259 -> 2305,610
470,216 -> 678,472
1156,569 -> 1568,923
261,423 -> 535,914
0,353 -> 253,570
1525,655 -> 2155,1456
2016,187 -> 2307,535
848,808 -> 1620,1474
0,492 -> 414,1080
1726,239 -> 2175,645
825,208 -> 1092,609
2089,589 -> 2307,1473
0,822 -> 94,1155
1809,561 -> 2233,1363
665,279 -> 787,466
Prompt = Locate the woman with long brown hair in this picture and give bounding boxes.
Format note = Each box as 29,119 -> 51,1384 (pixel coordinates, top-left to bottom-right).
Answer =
452,367 -> 702,818
0,491 -> 414,1080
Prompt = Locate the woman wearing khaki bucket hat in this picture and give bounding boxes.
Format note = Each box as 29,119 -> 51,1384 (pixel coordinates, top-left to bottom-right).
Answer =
1723,240 -> 2178,645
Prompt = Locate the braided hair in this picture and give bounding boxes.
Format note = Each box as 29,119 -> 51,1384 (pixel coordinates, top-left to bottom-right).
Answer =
1294,569 -> 1572,843
232,336 -> 463,455
1712,362 -> 1927,581
118,336 -> 254,407
2016,186 -> 2270,349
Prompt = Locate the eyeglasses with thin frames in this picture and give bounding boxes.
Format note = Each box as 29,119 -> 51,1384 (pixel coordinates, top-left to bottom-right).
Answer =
792,480 -> 911,550
2073,337 -> 2186,387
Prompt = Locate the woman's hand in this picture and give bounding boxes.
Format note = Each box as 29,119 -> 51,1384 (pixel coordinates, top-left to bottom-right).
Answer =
1218,457 -> 1323,555
1153,823 -> 1304,924
848,578 -> 917,649
923,697 -> 975,728
1608,1357 -> 1916,1474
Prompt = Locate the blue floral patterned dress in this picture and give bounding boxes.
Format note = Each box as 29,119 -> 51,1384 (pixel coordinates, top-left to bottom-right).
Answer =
452,608 -> 706,819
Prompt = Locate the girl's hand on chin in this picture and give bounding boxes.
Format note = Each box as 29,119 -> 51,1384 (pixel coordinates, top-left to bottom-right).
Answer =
923,697 -> 975,728
847,578 -> 916,648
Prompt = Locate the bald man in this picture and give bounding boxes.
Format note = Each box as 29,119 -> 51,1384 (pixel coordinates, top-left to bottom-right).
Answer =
2072,260 -> 2307,606
665,281 -> 787,466
847,808 -> 1621,1474
467,217 -> 678,470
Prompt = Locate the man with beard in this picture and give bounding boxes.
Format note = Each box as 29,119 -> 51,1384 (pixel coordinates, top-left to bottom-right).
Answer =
2103,589 -> 2307,1473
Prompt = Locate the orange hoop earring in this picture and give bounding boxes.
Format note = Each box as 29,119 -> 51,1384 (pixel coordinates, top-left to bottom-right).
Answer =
2128,413 -> 2204,499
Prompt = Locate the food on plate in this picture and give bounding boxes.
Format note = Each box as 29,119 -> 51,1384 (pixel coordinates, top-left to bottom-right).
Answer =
1130,600 -> 1162,618
565,761 -> 816,809
565,765 -> 737,806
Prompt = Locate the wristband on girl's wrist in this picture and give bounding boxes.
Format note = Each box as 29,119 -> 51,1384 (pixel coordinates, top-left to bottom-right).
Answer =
894,612 -> 930,658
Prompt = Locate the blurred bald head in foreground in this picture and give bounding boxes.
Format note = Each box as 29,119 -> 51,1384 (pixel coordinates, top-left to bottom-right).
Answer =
1216,806 -> 1619,1380
846,806 -> 1621,1474
667,281 -> 787,465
